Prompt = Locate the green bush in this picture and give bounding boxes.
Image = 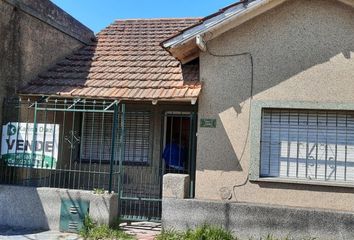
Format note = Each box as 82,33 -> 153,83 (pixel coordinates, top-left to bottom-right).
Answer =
156,225 -> 236,240
255,236 -> 316,240
156,226 -> 317,240
79,215 -> 135,240
185,225 -> 236,240
155,229 -> 185,240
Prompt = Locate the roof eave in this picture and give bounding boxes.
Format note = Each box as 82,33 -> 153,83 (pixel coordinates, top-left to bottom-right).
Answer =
18,93 -> 199,104
164,0 -> 354,63
162,0 -> 287,62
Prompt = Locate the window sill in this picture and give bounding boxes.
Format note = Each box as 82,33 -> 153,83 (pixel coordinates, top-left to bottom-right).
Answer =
251,177 -> 354,189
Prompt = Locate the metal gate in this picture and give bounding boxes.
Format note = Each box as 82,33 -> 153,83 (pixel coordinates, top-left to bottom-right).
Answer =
118,111 -> 197,222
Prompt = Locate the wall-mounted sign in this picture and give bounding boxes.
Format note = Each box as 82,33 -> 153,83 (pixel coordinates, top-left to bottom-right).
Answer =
200,118 -> 217,128
1,122 -> 59,169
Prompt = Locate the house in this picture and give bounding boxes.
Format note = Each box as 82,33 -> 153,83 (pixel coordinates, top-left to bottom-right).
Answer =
161,0 -> 354,239
2,0 -> 354,238
0,16 -> 201,229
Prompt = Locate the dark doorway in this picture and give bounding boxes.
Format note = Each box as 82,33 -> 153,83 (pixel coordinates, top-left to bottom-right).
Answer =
162,112 -> 197,197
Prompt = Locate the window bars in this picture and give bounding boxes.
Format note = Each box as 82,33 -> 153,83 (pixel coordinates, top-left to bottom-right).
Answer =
0,98 -> 126,193
261,108 -> 354,183
81,111 -> 151,164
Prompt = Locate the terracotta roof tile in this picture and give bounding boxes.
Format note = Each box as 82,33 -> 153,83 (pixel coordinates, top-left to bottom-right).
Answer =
20,18 -> 201,101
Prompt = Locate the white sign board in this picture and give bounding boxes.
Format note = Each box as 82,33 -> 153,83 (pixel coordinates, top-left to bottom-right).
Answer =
1,122 -> 59,169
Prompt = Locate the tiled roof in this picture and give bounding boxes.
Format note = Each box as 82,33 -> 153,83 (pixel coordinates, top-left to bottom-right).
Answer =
20,18 -> 202,101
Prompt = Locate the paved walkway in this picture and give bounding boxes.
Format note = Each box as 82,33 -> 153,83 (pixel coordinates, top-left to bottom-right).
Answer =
120,222 -> 161,240
0,222 -> 161,240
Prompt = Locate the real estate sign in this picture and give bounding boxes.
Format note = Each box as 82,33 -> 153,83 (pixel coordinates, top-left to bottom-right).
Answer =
1,122 -> 59,169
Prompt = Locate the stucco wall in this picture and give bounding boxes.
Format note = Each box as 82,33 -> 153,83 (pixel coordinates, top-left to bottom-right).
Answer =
162,198 -> 354,240
197,0 -> 354,212
0,0 -> 93,98
0,185 -> 118,231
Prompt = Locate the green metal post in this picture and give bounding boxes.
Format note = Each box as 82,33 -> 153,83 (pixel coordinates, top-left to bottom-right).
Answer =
32,101 -> 38,168
108,102 -> 119,193
189,112 -> 197,198
118,104 -> 126,196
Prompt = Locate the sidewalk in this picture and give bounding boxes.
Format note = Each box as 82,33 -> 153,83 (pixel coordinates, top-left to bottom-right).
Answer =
0,227 -> 80,240
0,222 -> 161,240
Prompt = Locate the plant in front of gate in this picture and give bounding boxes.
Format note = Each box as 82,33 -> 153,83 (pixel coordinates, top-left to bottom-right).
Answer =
185,224 -> 236,240
80,215 -> 135,240
81,214 -> 96,238
93,188 -> 106,194
155,229 -> 185,240
85,224 -> 135,240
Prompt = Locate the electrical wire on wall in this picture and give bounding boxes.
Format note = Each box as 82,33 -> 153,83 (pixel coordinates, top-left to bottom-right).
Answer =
204,41 -> 254,201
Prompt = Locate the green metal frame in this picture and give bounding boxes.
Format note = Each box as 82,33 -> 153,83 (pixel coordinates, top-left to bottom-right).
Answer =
1,97 -> 125,193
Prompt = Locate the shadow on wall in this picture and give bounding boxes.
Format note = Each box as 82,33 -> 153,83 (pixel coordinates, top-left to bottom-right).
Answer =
0,185 -> 49,231
198,0 -> 354,172
257,180 -> 354,194
26,42 -> 97,96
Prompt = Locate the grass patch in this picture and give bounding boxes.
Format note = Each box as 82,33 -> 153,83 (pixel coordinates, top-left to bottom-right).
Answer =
156,225 -> 317,240
155,229 -> 185,240
156,225 -> 236,240
79,215 -> 135,240
252,235 -> 316,240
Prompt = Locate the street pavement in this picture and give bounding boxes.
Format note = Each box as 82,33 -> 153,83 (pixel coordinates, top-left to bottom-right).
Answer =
0,227 -> 80,240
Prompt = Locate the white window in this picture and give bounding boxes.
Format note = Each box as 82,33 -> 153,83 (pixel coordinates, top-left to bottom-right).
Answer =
260,109 -> 354,182
81,111 -> 151,164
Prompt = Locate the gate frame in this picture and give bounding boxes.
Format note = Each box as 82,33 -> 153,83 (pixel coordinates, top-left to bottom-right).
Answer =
1,97 -> 125,194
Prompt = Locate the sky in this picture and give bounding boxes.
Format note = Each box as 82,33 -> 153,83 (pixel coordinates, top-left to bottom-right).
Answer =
51,0 -> 237,33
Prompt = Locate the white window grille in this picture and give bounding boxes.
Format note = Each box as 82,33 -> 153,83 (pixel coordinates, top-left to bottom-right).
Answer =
260,109 -> 354,182
81,111 -> 151,164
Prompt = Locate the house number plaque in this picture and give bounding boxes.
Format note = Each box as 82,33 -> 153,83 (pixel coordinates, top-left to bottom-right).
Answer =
200,118 -> 217,128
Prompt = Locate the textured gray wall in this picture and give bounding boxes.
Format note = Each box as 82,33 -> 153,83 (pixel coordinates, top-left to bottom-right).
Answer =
162,198 -> 354,240
196,0 -> 354,211
0,0 -> 94,98
0,185 -> 118,231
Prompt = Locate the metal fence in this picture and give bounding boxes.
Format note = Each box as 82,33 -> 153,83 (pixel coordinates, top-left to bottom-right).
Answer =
0,98 -> 198,221
0,98 -> 125,193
